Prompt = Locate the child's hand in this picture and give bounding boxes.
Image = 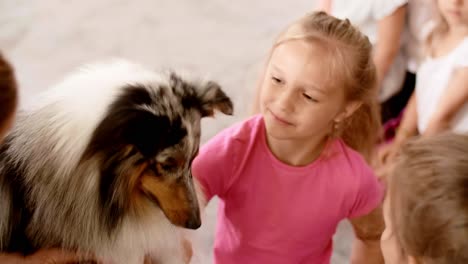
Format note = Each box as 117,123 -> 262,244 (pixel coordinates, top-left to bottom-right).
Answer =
377,141 -> 402,166
181,237 -> 193,263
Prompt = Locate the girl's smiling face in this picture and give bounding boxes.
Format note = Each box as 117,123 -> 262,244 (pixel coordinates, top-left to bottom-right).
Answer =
260,39 -> 356,142
260,40 -> 355,140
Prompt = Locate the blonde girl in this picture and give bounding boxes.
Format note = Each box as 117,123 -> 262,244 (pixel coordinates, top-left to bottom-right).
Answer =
192,12 -> 385,263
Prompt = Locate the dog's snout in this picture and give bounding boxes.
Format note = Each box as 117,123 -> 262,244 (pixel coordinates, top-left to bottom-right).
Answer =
185,217 -> 201,229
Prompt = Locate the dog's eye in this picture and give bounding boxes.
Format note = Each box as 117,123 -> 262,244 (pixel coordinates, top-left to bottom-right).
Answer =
159,158 -> 178,172
161,163 -> 174,171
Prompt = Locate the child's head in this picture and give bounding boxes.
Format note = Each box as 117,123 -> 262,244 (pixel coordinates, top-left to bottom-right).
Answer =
382,133 -> 468,264
436,0 -> 468,28
258,11 -> 380,158
427,0 -> 468,51
0,53 -> 18,141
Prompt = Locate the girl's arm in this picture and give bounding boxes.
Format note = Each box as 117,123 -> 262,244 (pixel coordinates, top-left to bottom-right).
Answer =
316,0 -> 332,13
373,5 -> 407,89
424,67 -> 468,136
378,92 -> 418,165
393,92 -> 418,143
349,206 -> 385,264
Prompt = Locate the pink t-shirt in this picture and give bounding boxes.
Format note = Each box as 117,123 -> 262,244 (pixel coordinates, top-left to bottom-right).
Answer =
193,115 -> 383,264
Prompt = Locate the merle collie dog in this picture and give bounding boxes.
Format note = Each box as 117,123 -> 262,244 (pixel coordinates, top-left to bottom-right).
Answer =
0,60 -> 233,263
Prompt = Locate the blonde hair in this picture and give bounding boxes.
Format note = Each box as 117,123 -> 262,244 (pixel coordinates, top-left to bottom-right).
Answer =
259,11 -> 380,159
389,133 -> 468,263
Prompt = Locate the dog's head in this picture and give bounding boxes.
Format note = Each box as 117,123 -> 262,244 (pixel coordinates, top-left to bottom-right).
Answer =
81,70 -> 233,231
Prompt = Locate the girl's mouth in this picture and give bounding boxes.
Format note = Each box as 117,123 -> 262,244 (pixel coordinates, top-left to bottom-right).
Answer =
269,109 -> 294,126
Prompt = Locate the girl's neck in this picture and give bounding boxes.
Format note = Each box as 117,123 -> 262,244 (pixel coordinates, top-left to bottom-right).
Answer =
447,24 -> 468,39
433,26 -> 468,57
265,132 -> 329,167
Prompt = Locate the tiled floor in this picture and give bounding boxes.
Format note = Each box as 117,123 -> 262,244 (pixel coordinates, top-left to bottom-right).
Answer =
0,1 -> 353,263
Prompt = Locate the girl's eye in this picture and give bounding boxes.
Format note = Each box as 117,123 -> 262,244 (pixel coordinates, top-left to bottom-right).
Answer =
303,93 -> 318,102
271,76 -> 282,84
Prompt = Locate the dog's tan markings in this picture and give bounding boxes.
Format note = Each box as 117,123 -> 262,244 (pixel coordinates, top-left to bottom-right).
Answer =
140,175 -> 194,227
126,157 -> 165,217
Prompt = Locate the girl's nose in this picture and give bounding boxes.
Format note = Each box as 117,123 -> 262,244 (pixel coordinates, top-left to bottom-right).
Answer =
277,87 -> 295,112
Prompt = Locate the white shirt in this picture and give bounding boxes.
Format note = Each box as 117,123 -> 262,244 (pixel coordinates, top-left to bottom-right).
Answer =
416,38 -> 468,134
331,0 -> 408,102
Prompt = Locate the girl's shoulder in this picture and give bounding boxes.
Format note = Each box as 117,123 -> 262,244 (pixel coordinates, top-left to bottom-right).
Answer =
326,140 -> 383,218
203,115 -> 263,152
425,24 -> 468,61
223,114 -> 263,142
456,37 -> 468,56
434,36 -> 468,65
326,139 -> 371,173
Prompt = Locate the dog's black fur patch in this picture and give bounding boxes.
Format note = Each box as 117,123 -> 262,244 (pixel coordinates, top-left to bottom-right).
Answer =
82,85 -> 189,232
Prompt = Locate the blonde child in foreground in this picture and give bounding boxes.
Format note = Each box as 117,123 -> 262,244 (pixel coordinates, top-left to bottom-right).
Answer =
381,133 -> 468,263
192,12 -> 385,264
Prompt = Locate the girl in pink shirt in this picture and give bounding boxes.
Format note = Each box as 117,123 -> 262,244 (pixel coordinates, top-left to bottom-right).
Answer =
192,12 -> 385,264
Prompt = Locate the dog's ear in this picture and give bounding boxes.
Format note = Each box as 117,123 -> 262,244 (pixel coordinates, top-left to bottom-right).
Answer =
169,72 -> 233,117
196,81 -> 234,117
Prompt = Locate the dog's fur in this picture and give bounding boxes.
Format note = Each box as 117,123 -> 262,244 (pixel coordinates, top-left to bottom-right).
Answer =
0,60 -> 233,263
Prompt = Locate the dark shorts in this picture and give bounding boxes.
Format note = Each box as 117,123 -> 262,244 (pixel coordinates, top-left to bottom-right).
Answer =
381,71 -> 416,124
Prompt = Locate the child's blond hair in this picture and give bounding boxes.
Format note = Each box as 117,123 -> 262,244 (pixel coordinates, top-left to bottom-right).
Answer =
261,11 -> 381,159
389,133 -> 468,263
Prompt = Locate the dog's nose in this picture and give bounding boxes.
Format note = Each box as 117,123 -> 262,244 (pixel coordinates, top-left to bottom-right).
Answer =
185,217 -> 201,229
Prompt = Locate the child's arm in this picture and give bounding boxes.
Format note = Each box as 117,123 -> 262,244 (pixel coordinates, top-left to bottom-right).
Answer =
349,206 -> 385,264
424,67 -> 468,136
378,92 -> 418,165
373,5 -> 406,89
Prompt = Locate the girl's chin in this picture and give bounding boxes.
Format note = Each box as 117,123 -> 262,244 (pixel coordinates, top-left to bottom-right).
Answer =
264,119 -> 295,140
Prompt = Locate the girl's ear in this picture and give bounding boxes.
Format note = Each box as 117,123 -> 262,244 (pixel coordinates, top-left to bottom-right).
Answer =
334,101 -> 362,122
